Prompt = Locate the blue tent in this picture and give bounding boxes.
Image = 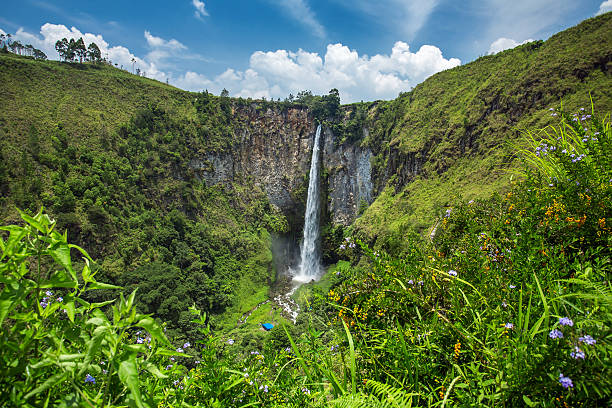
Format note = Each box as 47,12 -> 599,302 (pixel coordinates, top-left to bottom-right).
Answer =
261,323 -> 274,331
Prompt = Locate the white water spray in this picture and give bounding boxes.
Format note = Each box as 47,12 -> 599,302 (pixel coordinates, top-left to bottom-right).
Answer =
294,125 -> 322,283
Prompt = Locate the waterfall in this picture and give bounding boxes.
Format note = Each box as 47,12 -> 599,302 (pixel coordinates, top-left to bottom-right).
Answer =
294,124 -> 322,282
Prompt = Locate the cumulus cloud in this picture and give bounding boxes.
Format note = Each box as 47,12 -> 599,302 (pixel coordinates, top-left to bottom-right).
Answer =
3,23 -> 460,103
175,42 -> 461,103
7,23 -> 167,81
143,30 -> 195,69
596,0 -> 612,15
488,37 -> 534,54
192,0 -> 209,19
270,0 -> 326,38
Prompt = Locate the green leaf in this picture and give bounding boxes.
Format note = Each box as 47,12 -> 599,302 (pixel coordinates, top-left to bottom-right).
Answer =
0,297 -> 12,326
342,320 -> 357,395
64,299 -> 76,323
38,269 -> 78,289
81,259 -> 92,283
87,282 -> 122,290
0,225 -> 26,260
58,353 -> 85,362
18,209 -> 46,233
154,348 -> 184,357
79,325 -> 108,376
85,317 -> 106,327
50,244 -> 76,281
142,361 -> 168,379
24,372 -> 69,400
522,395 -> 538,407
118,356 -> 144,408
136,316 -> 170,346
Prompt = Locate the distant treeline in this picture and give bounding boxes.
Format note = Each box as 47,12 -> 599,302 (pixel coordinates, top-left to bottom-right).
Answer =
0,33 -> 47,60
54,37 -> 102,63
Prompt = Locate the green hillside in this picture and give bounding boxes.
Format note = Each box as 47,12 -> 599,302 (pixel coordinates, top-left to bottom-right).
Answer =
353,13 -> 612,250
0,13 -> 611,408
0,52 -> 289,337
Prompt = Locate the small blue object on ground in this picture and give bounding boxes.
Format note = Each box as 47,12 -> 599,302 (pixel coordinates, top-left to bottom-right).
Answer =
261,323 -> 274,331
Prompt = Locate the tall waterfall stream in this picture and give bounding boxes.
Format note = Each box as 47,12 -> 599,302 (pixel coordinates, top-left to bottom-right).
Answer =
246,125 -> 323,324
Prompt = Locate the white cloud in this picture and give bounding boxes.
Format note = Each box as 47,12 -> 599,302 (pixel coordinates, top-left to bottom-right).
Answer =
487,37 -> 534,54
334,0 -> 439,40
3,23 -> 460,103
270,0 -> 326,38
143,30 -> 193,68
192,0 -> 209,19
7,23 -> 167,81
174,42 -> 461,103
596,0 -> 612,15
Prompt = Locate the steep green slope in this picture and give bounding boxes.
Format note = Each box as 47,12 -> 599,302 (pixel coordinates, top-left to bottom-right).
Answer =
0,13 -> 611,336
353,13 -> 612,250
0,54 -> 288,336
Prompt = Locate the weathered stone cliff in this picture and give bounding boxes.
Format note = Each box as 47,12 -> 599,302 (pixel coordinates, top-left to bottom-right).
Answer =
190,104 -> 376,231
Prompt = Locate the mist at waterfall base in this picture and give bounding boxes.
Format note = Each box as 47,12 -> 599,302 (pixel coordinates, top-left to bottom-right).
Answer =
293,124 -> 323,283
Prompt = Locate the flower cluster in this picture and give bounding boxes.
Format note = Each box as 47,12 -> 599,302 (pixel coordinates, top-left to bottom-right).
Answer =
39,290 -> 63,309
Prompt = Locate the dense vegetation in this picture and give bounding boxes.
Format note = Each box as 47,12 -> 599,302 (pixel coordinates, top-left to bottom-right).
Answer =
1,106 -> 609,407
0,13 -> 611,407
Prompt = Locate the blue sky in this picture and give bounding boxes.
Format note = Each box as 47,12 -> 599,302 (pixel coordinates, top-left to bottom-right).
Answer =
2,0 -> 610,102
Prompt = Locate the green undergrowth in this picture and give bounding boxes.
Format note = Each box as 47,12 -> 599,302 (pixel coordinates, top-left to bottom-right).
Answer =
0,104 -> 610,408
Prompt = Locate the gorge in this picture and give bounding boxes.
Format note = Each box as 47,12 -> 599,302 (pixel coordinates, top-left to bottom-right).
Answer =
0,13 -> 610,332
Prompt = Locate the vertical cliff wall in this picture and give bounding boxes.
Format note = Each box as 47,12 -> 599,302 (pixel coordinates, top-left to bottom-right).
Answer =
190,104 -> 376,231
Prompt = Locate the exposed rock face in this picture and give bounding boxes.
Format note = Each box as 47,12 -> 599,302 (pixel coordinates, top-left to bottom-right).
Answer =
322,127 -> 374,225
191,105 -> 315,213
189,104 -> 375,227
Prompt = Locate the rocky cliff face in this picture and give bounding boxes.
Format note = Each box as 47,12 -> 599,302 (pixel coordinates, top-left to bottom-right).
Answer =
190,104 -> 375,229
322,127 -> 374,225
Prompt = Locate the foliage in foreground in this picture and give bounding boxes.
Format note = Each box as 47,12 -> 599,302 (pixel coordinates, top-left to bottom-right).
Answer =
1,109 -> 610,406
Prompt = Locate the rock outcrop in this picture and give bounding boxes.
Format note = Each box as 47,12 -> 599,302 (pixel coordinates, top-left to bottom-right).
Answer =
190,104 -> 376,229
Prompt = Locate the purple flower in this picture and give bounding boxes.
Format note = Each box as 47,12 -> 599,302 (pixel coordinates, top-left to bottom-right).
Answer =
195,360 -> 200,364
570,346 -> 585,359
549,329 -> 563,339
339,244 -> 346,250
509,284 -> 516,289
559,373 -> 573,389
502,300 -> 508,308
250,351 -> 260,355
558,317 -> 573,327
445,209 -> 452,217
330,345 -> 338,352
40,298 -> 49,309
227,339 -> 235,345
348,242 -> 356,248
578,335 -> 596,345
408,279 -> 414,285
176,347 -> 184,353
448,270 -> 458,277
183,342 -> 190,348
84,374 -> 96,384
165,364 -> 173,370
173,379 -> 180,387
504,323 -> 514,329
57,296 -> 63,302
136,337 -> 144,344
45,290 -> 53,297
